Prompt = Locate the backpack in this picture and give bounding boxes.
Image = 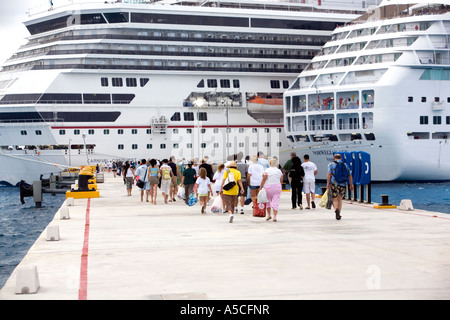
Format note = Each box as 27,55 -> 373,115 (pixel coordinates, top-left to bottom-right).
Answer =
334,161 -> 349,184
162,167 -> 171,180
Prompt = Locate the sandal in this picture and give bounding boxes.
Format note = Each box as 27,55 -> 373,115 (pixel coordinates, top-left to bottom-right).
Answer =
266,216 -> 272,221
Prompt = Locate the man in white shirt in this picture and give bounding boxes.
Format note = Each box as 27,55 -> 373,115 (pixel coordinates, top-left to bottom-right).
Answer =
301,154 -> 318,209
248,155 -> 264,203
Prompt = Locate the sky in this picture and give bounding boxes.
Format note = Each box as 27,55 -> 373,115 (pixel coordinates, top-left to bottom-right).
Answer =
0,0 -> 33,65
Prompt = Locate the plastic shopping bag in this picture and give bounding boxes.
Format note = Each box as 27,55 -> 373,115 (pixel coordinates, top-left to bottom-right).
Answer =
210,196 -> 223,213
257,188 -> 268,204
187,193 -> 198,206
319,189 -> 329,208
177,186 -> 185,200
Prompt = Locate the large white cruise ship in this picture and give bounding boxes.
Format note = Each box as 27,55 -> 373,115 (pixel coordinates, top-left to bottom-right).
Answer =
0,0 -> 374,186
284,0 -> 450,181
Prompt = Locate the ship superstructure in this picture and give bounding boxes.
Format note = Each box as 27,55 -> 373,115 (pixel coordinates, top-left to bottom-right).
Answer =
0,0 -> 373,185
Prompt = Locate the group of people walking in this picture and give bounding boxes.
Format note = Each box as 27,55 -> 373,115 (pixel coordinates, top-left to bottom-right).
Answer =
113,150 -> 353,222
283,151 -> 353,221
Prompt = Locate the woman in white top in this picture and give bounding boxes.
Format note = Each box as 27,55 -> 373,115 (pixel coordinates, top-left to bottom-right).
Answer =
122,161 -> 135,196
260,158 -> 283,222
212,163 -> 225,195
247,155 -> 264,202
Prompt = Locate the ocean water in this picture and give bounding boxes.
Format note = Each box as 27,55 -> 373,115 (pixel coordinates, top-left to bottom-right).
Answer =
1,182 -> 449,289
316,181 -> 450,214
0,186 -> 65,289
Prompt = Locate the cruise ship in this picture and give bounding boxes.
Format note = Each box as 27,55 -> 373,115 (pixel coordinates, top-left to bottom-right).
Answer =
284,0 -> 450,181
0,0 -> 373,186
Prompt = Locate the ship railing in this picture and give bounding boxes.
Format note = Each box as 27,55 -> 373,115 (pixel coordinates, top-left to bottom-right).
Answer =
0,100 -> 39,105
21,34 -> 328,50
45,48 -> 314,61
30,63 -> 301,74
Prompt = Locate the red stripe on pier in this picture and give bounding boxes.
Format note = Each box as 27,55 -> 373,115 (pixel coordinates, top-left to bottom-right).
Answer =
78,198 -> 91,300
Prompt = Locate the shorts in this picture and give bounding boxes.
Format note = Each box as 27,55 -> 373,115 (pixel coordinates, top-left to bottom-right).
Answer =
303,180 -> 316,194
222,194 -> 237,213
149,176 -> 159,185
331,184 -> 346,198
238,181 -> 248,196
249,185 -> 260,190
125,177 -> 133,189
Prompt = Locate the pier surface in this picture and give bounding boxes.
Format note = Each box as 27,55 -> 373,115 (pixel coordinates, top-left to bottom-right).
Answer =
1,174 -> 450,300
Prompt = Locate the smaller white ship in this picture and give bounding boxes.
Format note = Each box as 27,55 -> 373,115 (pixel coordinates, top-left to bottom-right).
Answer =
284,0 -> 450,181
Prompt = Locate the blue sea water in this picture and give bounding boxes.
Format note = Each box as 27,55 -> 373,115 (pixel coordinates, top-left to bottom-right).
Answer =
0,186 -> 65,289
316,181 -> 450,214
0,182 -> 449,289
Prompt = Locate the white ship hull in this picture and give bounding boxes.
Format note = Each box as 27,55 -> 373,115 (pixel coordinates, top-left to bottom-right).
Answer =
284,1 -> 450,181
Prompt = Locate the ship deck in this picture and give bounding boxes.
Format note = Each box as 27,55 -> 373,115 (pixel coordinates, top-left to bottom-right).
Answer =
1,173 -> 450,301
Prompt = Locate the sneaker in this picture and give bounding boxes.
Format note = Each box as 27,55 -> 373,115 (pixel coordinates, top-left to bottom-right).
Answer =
240,208 -> 244,214
235,208 -> 238,213
299,204 -> 303,210
311,201 -> 316,209
229,214 -> 234,223
335,209 -> 341,220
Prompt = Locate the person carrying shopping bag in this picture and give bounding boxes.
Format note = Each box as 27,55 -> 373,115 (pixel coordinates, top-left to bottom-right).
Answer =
260,158 -> 283,222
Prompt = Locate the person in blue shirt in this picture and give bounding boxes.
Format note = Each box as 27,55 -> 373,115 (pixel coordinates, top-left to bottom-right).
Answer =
327,153 -> 353,220
135,159 -> 150,202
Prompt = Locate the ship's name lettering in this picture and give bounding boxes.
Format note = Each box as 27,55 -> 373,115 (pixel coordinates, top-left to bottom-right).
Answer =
312,150 -> 334,156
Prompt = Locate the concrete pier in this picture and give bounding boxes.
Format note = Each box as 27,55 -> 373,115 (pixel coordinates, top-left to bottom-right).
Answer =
1,174 -> 450,300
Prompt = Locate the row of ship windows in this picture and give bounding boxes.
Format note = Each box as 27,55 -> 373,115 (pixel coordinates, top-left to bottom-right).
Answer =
117,141 -> 282,151
419,116 -> 450,125
408,97 -> 450,103
285,90 -> 375,113
27,12 -> 339,35
20,127 -> 281,136
7,141 -> 283,152
98,77 -> 287,90
101,77 -> 148,87
287,133 -> 376,144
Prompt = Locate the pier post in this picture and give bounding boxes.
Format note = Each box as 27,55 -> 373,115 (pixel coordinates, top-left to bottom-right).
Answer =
33,181 -> 42,208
